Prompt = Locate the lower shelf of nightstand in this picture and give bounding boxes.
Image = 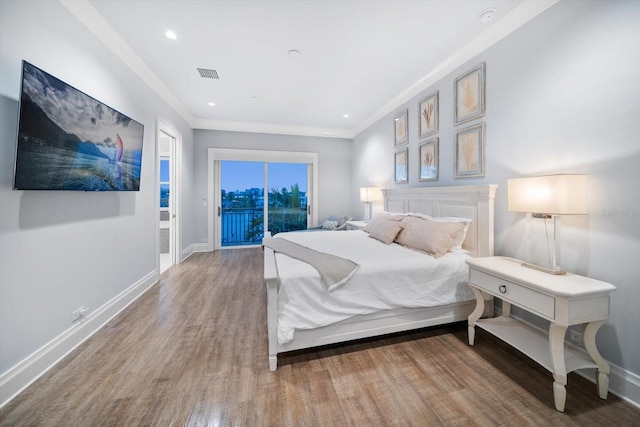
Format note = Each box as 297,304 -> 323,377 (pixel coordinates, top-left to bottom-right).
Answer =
476,316 -> 597,373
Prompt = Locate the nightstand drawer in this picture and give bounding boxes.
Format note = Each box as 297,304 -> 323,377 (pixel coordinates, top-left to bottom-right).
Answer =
469,269 -> 555,319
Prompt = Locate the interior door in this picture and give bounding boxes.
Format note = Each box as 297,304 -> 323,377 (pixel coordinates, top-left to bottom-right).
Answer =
156,121 -> 182,275
158,131 -> 174,273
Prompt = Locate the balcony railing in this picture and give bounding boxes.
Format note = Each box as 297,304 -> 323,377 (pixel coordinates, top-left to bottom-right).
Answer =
221,208 -> 307,246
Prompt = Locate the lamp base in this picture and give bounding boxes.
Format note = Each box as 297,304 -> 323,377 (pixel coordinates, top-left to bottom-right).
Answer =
521,262 -> 567,275
363,202 -> 372,222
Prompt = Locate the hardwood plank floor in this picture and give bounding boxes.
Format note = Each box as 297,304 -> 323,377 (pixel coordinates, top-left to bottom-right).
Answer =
1,249 -> 638,426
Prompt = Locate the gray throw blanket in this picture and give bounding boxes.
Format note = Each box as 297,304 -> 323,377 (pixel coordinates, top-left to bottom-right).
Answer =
263,236 -> 360,292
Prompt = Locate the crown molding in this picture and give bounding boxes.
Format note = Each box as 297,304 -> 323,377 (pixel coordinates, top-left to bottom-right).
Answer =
352,0 -> 559,137
61,0 -> 557,140
192,118 -> 353,139
59,0 -> 195,125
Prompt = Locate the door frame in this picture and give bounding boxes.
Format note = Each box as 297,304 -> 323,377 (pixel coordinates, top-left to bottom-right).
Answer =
207,148 -> 318,251
155,119 -> 182,276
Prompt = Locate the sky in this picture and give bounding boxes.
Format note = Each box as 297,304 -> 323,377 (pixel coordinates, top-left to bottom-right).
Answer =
221,161 -> 307,193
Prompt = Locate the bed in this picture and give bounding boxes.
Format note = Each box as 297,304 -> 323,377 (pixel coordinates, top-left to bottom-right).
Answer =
263,185 -> 497,371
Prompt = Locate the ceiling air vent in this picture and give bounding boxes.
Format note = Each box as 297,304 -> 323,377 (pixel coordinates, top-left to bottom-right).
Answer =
197,68 -> 220,79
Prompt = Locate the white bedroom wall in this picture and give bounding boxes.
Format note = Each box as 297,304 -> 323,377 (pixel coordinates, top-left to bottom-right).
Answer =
352,0 -> 640,398
0,0 -> 194,392
192,130 -> 352,244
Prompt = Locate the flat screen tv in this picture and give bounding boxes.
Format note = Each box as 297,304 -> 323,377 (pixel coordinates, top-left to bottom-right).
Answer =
13,61 -> 144,191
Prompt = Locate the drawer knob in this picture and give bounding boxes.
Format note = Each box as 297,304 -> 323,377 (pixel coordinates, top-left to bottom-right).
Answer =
499,285 -> 507,294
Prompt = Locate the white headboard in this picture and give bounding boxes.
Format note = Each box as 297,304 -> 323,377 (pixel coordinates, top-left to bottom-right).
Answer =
382,185 -> 497,257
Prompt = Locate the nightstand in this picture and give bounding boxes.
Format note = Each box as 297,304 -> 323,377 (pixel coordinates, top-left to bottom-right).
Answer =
466,256 -> 616,412
345,220 -> 367,231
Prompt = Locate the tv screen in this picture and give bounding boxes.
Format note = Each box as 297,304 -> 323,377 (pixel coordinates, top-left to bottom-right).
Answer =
13,61 -> 144,191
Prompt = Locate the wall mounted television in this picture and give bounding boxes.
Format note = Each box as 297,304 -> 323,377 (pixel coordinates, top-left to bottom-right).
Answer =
13,61 -> 144,191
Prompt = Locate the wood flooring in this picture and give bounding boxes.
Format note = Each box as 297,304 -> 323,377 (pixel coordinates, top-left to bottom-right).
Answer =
1,248 -> 638,426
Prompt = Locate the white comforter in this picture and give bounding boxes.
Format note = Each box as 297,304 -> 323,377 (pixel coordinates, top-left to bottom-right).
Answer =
273,230 -> 473,344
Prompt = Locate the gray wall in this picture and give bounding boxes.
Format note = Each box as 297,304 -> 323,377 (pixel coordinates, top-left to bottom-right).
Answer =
193,130 -> 352,244
0,1 -> 194,374
352,0 -> 640,378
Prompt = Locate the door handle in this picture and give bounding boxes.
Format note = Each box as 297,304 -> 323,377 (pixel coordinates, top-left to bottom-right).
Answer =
307,205 -> 311,215
217,206 -> 221,217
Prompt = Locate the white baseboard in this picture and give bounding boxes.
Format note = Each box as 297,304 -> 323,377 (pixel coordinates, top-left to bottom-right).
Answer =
0,270 -> 157,408
578,362 -> 640,409
192,243 -> 209,253
181,243 -> 195,261
180,243 -> 209,262
493,306 -> 639,408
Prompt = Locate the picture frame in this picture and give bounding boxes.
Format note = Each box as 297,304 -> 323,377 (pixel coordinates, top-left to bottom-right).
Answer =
418,91 -> 439,138
454,63 -> 485,125
394,148 -> 408,184
454,123 -> 485,179
418,138 -> 439,182
394,109 -> 408,146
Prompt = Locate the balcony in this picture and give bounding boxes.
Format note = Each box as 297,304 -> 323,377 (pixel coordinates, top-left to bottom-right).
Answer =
221,207 -> 307,246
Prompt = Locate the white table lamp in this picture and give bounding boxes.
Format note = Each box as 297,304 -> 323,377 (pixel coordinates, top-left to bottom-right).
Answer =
508,174 -> 588,274
360,187 -> 382,221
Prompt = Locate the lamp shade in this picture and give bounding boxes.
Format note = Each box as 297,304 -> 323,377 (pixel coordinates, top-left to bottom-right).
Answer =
508,174 -> 588,215
360,187 -> 382,202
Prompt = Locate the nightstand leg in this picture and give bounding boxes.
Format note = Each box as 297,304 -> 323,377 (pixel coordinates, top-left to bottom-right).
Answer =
553,381 -> 567,413
582,321 -> 610,399
467,286 -> 485,345
549,323 -> 568,412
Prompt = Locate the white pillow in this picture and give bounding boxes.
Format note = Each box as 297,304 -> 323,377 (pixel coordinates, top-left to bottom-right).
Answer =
321,220 -> 338,230
395,216 -> 466,257
406,212 -> 471,250
433,217 -> 471,250
334,216 -> 353,230
368,219 -> 404,244
363,212 -> 404,233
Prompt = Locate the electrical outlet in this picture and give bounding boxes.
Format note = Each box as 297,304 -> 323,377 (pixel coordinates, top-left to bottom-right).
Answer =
72,307 -> 89,323
569,330 -> 582,345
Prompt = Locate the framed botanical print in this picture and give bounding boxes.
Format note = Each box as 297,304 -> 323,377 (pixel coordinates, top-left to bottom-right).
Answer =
454,123 -> 485,179
454,63 -> 486,125
394,109 -> 408,146
394,148 -> 408,184
418,138 -> 439,182
418,91 -> 438,138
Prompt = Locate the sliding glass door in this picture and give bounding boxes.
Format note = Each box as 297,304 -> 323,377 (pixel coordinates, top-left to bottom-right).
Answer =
218,161 -> 308,247
220,161 -> 264,246
267,162 -> 308,237
209,149 -> 318,251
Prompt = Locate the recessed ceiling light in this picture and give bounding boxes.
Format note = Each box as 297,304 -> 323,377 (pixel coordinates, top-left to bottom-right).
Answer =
251,96 -> 258,100
287,49 -> 301,56
165,30 -> 177,40
207,102 -> 215,107
478,8 -> 496,24
343,114 -> 349,118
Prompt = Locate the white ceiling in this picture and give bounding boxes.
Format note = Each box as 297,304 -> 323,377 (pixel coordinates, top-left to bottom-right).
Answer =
67,0 -> 556,138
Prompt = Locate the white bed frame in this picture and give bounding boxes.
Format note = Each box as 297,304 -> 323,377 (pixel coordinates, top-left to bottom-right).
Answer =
263,185 -> 497,371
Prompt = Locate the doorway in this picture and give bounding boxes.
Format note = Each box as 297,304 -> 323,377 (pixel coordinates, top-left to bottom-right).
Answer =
157,121 -> 182,274
219,161 -> 309,247
208,149 -> 318,251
